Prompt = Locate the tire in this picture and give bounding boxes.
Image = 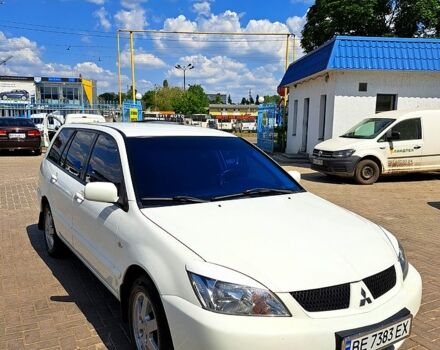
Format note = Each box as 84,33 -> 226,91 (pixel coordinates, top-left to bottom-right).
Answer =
129,276 -> 173,350
354,159 -> 380,185
43,205 -> 63,257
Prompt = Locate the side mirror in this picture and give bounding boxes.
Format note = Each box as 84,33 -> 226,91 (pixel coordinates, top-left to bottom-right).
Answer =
288,170 -> 301,183
84,182 -> 118,203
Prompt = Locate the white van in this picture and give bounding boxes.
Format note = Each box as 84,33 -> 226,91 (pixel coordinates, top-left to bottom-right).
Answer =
311,109 -> 440,184
64,113 -> 105,124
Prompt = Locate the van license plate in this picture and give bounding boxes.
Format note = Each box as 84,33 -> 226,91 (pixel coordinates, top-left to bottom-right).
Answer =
312,159 -> 323,165
342,315 -> 412,350
9,133 -> 26,139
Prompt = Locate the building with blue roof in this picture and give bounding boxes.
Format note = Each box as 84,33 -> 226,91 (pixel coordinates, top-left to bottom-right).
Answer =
280,36 -> 440,154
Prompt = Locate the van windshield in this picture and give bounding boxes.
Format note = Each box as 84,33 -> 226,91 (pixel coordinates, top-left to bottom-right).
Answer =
341,118 -> 395,139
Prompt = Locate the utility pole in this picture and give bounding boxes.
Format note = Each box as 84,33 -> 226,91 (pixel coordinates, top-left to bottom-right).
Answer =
174,63 -> 194,91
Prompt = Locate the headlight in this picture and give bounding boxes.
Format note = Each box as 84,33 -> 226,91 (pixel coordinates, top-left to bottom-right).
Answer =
188,272 -> 290,316
398,241 -> 409,280
332,149 -> 355,158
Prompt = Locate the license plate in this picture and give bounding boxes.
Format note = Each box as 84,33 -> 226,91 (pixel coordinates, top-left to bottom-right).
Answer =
8,133 -> 26,139
342,316 -> 412,350
312,158 -> 323,165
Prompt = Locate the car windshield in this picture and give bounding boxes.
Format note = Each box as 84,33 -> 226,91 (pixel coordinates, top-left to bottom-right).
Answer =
0,118 -> 35,127
341,118 -> 395,139
126,136 -> 303,206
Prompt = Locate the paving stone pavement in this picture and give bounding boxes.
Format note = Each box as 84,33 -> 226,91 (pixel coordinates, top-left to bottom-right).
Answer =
0,153 -> 439,350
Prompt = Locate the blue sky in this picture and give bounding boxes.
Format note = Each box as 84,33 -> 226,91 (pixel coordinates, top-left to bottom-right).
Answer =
0,0 -> 311,101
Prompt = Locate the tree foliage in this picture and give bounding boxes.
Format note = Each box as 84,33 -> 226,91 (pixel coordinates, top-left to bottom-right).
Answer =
227,94 -> 232,104
301,0 -> 440,53
173,84 -> 210,115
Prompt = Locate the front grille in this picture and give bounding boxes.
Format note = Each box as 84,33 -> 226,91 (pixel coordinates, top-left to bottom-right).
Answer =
291,283 -> 350,312
363,266 -> 396,299
312,149 -> 333,158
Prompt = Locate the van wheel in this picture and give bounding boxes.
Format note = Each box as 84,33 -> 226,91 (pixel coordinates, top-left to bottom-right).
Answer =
129,276 -> 173,350
43,205 -> 63,257
354,159 -> 380,185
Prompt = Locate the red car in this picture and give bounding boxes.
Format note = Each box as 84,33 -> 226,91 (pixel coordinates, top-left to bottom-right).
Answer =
0,118 -> 42,155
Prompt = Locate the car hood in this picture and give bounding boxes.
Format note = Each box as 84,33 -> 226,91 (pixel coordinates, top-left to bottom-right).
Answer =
141,193 -> 397,292
315,137 -> 371,152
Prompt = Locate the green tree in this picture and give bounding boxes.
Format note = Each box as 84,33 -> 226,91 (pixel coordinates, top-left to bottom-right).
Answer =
393,0 -> 440,37
98,92 -> 118,103
301,0 -> 440,53
240,97 -> 247,105
255,94 -> 260,105
263,95 -> 281,104
163,79 -> 169,88
301,0 -> 393,53
142,90 -> 156,109
249,95 -> 255,104
173,84 -> 209,115
227,94 -> 232,104
214,94 -> 223,104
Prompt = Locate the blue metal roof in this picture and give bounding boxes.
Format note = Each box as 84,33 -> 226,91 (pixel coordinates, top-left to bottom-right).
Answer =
280,36 -> 440,86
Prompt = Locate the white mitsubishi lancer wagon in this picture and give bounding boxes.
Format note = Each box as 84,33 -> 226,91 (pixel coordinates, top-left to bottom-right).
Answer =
37,123 -> 422,350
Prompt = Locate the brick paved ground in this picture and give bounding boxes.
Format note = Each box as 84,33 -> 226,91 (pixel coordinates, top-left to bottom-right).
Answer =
0,153 -> 439,349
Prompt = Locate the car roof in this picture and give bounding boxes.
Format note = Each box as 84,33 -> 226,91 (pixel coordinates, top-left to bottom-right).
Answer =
65,122 -> 236,138
373,109 -> 440,119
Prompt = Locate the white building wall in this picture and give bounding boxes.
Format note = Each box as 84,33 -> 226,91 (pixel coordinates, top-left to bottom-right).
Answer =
285,74 -> 336,154
332,70 -> 440,138
285,70 -> 440,154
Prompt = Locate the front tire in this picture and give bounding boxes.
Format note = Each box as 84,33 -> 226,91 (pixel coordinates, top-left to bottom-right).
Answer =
129,276 -> 173,350
43,205 -> 63,256
354,159 -> 380,185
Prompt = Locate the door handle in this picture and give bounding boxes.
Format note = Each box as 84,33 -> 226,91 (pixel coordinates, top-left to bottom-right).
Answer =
74,192 -> 84,204
414,145 -> 422,149
50,174 -> 58,184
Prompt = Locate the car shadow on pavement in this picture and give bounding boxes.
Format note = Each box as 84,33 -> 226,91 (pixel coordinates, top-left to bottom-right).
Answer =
302,171 -> 440,185
26,224 -> 133,350
0,150 -> 40,157
428,202 -> 440,210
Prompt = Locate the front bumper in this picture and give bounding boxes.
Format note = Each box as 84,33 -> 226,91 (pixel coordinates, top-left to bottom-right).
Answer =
162,265 -> 422,350
311,156 -> 360,177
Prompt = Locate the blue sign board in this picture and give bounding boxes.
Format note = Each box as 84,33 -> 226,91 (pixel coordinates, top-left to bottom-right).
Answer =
257,103 -> 277,152
122,100 -> 142,122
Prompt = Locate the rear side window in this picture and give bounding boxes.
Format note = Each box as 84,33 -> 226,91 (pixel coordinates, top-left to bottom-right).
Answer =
63,131 -> 96,178
85,134 -> 123,193
390,118 -> 422,141
47,128 -> 75,164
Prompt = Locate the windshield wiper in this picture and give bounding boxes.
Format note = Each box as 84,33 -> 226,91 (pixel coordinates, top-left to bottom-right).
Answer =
211,188 -> 296,201
140,196 -> 208,204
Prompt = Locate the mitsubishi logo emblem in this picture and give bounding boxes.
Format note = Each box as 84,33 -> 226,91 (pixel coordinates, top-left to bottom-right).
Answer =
360,288 -> 372,307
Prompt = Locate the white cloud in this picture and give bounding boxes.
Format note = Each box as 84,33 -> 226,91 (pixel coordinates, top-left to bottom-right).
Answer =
193,1 -> 211,17
286,14 -> 306,37
94,7 -> 111,31
87,0 -> 106,4
115,7 -> 147,30
120,0 -> 147,10
0,31 -> 120,92
120,50 -> 167,68
154,11 -> 291,63
167,54 -> 280,99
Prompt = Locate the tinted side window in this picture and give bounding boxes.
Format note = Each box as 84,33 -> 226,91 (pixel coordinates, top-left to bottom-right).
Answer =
391,118 -> 422,141
85,134 -> 123,193
64,131 -> 96,178
48,128 -> 75,164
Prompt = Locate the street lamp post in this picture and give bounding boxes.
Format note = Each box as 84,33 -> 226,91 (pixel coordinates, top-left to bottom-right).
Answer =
175,63 -> 194,91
